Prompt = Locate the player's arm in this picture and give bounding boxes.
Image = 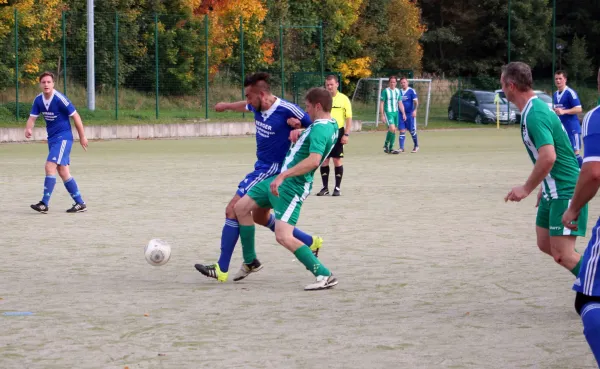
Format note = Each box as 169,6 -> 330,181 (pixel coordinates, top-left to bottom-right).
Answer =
71,112 -> 88,151
379,100 -> 386,124
215,101 -> 248,112
25,100 -> 40,139
412,96 -> 419,118
564,131 -> 600,222
398,99 -> 406,120
270,153 -> 322,196
523,144 -> 555,193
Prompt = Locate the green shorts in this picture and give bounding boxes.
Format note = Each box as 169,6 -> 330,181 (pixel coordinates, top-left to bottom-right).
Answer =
246,176 -> 309,226
536,197 -> 588,237
385,112 -> 398,126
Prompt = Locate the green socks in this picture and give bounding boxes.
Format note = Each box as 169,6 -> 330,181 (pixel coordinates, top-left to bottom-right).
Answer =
571,254 -> 583,277
294,245 -> 330,277
239,225 -> 256,264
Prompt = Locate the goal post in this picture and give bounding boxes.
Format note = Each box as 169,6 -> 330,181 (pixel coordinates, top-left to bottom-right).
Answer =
352,78 -> 432,127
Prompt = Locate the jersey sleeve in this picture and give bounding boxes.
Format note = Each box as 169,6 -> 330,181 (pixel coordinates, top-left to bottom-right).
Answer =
57,94 -> 77,116
411,89 -> 418,101
30,98 -> 40,117
343,95 -> 352,118
583,110 -> 600,161
526,114 -> 554,149
380,89 -> 386,101
569,90 -> 582,108
246,104 -> 256,113
308,124 -> 329,155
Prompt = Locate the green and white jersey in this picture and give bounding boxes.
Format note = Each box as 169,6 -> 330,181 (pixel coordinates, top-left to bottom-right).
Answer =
380,87 -> 401,113
281,118 -> 339,191
521,96 -> 580,200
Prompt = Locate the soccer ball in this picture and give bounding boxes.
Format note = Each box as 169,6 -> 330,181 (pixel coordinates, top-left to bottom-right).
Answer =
145,239 -> 171,266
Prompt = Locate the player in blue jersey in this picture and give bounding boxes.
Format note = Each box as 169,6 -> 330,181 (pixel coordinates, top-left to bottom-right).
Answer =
25,71 -> 88,214
392,77 -> 419,154
553,70 -> 583,167
562,68 -> 600,367
194,72 -> 323,282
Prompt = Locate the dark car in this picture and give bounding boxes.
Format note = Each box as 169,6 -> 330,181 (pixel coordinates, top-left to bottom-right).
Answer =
448,89 -> 517,124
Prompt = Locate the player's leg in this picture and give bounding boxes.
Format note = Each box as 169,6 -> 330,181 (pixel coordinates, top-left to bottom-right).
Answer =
255,207 -> 323,256
55,140 -> 87,213
393,118 -> 407,154
31,140 -> 68,213
576,293 -> 600,367
547,199 -> 587,275
231,193 -> 266,281
570,131 -> 583,168
194,194 -> 242,282
409,116 -> 419,153
317,157 -> 331,196
273,189 -> 337,290
332,157 -> 343,196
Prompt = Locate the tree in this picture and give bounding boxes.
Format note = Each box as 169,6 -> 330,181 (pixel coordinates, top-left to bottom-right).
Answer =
565,35 -> 593,82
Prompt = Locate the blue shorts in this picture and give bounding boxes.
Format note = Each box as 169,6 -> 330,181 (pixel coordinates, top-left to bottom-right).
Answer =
574,217 -> 600,296
567,131 -> 582,152
47,139 -> 73,166
236,161 -> 280,197
399,115 -> 417,132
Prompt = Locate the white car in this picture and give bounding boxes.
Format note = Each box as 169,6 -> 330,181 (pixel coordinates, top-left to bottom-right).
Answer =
494,89 -> 554,122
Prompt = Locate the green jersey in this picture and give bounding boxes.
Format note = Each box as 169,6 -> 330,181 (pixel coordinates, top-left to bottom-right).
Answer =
380,87 -> 401,113
521,96 -> 580,200
281,118 -> 339,190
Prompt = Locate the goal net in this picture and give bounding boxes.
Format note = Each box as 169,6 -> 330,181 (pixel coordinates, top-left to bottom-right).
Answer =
352,78 -> 432,127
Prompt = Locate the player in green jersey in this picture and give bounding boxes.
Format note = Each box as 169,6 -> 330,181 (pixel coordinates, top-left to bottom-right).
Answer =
502,62 -> 587,276
380,76 -> 407,153
233,87 -> 339,290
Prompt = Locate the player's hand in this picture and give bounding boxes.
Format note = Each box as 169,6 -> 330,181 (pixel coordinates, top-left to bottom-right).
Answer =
341,135 -> 349,145
504,185 -> 531,203
562,207 -> 581,231
535,189 -> 542,207
24,128 -> 32,139
289,129 -> 302,143
80,136 -> 88,151
287,117 -> 301,128
554,108 -> 564,116
270,174 -> 284,197
402,114 -> 407,121
214,102 -> 228,112
412,111 -> 417,118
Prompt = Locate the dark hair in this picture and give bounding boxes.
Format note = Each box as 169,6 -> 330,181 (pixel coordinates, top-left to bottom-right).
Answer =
555,70 -> 568,79
305,87 -> 333,112
39,71 -> 55,82
399,76 -> 408,82
389,75 -> 397,82
325,74 -> 338,83
244,72 -> 271,91
501,62 -> 533,92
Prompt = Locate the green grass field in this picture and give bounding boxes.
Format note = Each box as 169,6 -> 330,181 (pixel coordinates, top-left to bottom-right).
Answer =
0,130 -> 598,368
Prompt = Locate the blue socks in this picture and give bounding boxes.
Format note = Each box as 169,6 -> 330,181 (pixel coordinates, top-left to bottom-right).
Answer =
399,134 -> 406,151
411,130 -> 419,148
581,303 -> 600,365
576,154 -> 583,168
264,214 -> 313,245
42,175 -> 56,205
64,177 -> 84,204
217,218 -> 239,272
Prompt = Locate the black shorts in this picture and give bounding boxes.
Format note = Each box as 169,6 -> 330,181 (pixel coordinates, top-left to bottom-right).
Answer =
327,127 -> 345,159
575,292 -> 600,315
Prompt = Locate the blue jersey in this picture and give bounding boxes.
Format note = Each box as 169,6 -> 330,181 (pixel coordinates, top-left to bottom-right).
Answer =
30,91 -> 76,142
247,98 -> 311,165
553,87 -> 581,133
573,105 -> 600,296
400,87 -> 418,114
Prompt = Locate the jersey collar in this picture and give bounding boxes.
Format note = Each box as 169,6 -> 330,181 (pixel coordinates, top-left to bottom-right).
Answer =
522,95 -> 538,114
260,97 -> 281,121
42,91 -> 56,110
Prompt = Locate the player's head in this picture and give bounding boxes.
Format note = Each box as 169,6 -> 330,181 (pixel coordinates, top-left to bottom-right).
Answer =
305,87 -> 332,120
39,71 -> 55,94
388,75 -> 397,89
500,62 -> 533,102
325,75 -> 339,96
555,70 -> 567,90
244,72 -> 272,111
399,77 -> 409,89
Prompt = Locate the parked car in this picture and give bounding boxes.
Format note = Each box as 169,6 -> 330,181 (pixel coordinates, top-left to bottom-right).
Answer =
494,89 -> 553,123
448,89 -> 517,124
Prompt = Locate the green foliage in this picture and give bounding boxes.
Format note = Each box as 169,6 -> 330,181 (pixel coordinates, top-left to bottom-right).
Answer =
565,35 -> 593,82
1,101 -> 32,119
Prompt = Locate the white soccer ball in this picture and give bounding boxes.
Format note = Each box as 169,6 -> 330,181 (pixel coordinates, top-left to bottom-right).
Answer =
145,239 -> 171,266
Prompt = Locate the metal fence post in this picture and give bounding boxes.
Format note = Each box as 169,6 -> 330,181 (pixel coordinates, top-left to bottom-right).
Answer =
115,12 -> 119,120
154,13 -> 159,119
319,20 -> 324,85
240,15 -> 245,118
205,14 -> 209,119
14,8 -> 19,121
280,21 -> 284,99
62,11 -> 67,95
